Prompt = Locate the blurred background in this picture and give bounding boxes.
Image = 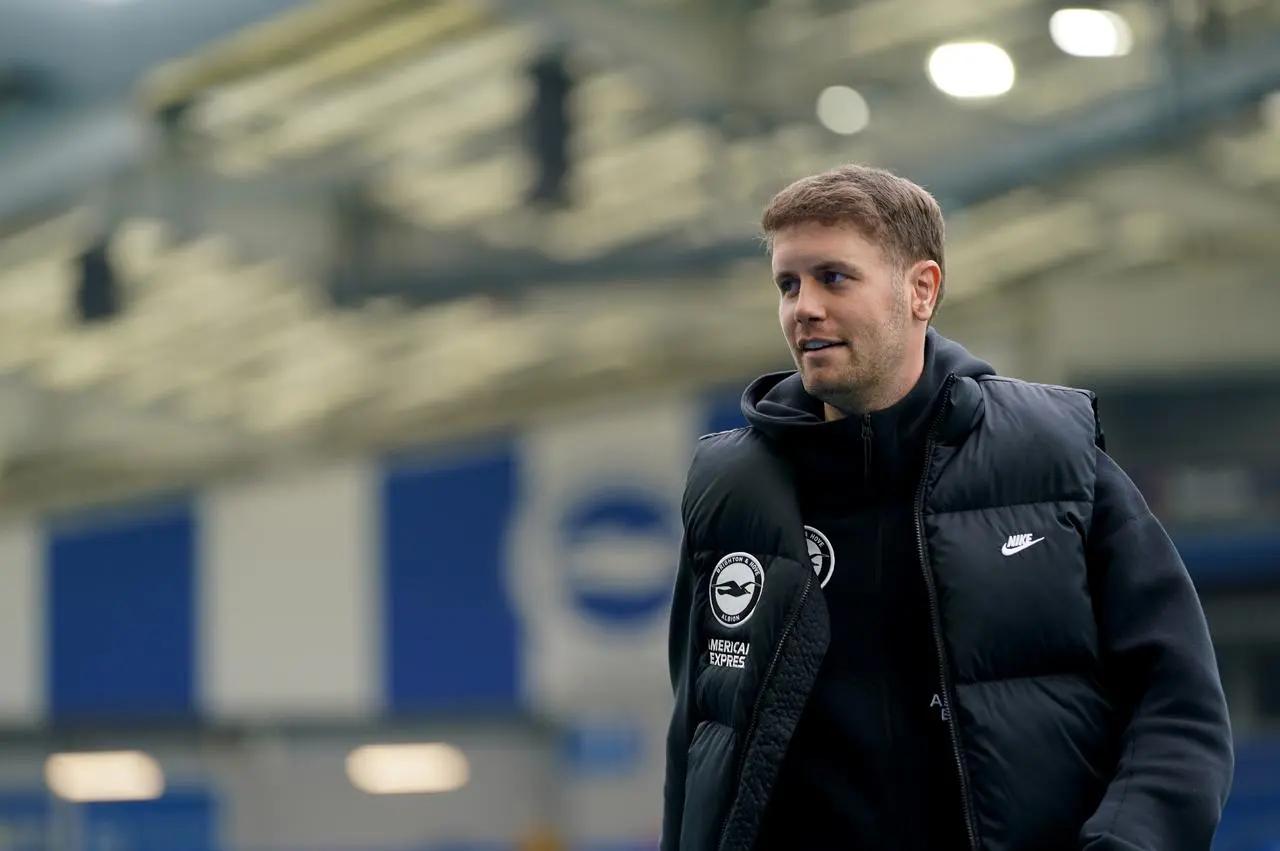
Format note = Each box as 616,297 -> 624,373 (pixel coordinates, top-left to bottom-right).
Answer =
0,0 -> 1277,849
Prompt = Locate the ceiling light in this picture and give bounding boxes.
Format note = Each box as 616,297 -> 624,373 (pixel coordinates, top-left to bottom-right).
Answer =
815,86 -> 870,135
45,751 -> 165,803
927,42 -> 1016,100
346,743 -> 470,795
1050,8 -> 1134,57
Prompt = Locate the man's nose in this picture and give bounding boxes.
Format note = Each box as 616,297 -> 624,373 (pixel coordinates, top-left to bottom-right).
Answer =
793,278 -> 826,322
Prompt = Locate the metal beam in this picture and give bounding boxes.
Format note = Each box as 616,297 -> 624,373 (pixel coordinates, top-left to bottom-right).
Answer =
10,25 -> 1280,305
137,0 -> 411,113
0,0 -> 488,230
347,26 -> 1280,300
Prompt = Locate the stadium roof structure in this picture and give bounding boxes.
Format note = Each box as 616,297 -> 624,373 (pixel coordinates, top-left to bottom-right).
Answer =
0,0 -> 1278,511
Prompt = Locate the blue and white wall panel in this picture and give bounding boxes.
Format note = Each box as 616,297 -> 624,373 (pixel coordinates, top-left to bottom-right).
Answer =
0,520 -> 41,724
0,389 -> 746,726
1,380 -> 1277,728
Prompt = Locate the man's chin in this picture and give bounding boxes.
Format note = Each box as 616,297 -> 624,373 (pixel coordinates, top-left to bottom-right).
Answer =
799,372 -> 844,402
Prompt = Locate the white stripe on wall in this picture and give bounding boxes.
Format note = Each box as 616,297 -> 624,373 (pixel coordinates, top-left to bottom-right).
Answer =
0,521 -> 42,722
199,462 -> 379,719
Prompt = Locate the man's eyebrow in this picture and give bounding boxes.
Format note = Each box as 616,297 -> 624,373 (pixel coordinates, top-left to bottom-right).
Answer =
774,259 -> 859,278
813,260 -> 854,273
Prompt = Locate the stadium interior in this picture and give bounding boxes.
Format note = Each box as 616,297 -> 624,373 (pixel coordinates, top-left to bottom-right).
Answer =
0,0 -> 1278,849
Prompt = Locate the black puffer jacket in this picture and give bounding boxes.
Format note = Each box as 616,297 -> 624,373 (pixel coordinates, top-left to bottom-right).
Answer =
661,333 -> 1233,851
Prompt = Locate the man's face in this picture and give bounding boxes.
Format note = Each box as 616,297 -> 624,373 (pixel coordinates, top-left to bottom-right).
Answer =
772,221 -> 927,414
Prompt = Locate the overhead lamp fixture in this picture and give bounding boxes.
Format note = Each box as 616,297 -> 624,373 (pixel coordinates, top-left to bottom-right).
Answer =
927,42 -> 1016,100
815,86 -> 871,136
45,751 -> 165,803
1050,8 -> 1134,57
346,743 -> 470,795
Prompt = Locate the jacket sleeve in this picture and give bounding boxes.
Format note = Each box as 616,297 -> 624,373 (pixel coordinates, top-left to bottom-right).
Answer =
1080,451 -> 1235,851
660,530 -> 700,851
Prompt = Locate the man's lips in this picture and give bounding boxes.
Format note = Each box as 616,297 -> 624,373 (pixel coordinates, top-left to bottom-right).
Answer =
798,339 -> 845,354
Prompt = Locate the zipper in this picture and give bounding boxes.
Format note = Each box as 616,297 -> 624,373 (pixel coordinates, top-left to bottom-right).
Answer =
717,572 -> 815,851
914,373 -> 980,851
861,414 -> 873,479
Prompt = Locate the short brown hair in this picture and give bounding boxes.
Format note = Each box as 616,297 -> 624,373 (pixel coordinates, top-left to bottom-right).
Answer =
761,164 -> 947,309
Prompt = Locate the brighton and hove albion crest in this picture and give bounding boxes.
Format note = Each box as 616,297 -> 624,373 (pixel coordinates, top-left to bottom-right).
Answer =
709,552 -> 765,628
804,526 -> 835,589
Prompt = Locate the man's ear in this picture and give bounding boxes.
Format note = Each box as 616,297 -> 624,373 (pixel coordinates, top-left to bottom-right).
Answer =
909,261 -> 943,322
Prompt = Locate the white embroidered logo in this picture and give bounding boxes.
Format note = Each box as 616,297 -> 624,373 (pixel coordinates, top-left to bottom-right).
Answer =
1000,533 -> 1045,556
709,553 -> 765,628
804,526 -> 835,589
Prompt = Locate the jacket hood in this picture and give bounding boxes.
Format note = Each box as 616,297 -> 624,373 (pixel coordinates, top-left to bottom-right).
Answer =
742,328 -> 994,435
740,329 -> 996,499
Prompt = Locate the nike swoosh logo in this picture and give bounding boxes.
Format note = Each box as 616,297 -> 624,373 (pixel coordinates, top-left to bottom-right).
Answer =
1001,537 -> 1045,556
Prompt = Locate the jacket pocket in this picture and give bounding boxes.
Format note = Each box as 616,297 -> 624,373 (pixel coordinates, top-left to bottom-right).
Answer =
681,719 -> 738,851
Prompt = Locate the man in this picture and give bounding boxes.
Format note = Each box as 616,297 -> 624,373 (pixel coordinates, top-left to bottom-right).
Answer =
661,165 -> 1234,851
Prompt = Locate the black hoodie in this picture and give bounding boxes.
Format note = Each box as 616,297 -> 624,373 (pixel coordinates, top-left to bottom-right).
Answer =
745,329 -> 996,850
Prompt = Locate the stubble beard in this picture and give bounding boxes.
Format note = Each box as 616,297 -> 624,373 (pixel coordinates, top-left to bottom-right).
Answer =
800,296 -> 912,416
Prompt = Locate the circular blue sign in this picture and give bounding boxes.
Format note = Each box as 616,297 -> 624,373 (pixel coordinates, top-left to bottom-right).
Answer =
559,488 -> 677,627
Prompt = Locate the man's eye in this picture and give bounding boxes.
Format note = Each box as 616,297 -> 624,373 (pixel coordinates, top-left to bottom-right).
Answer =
820,269 -> 848,285
777,278 -> 798,295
